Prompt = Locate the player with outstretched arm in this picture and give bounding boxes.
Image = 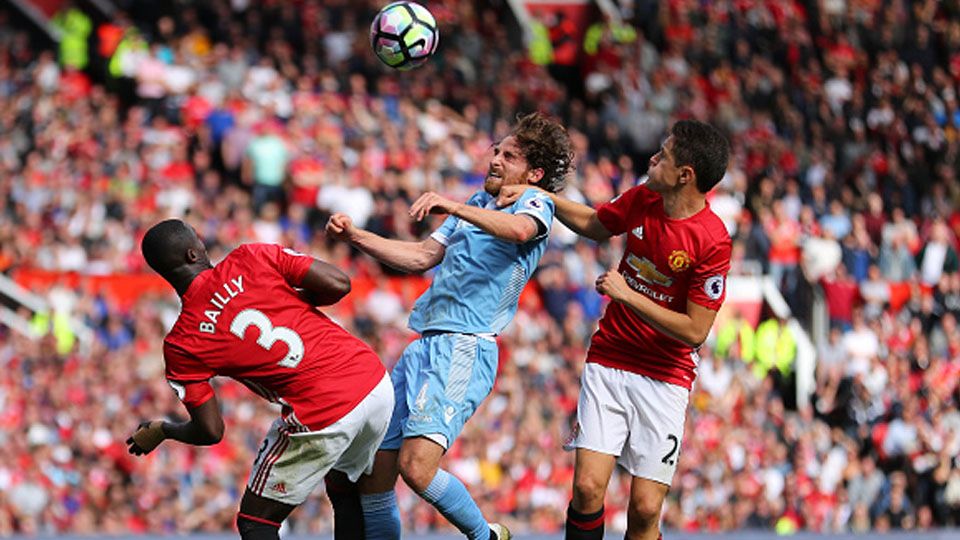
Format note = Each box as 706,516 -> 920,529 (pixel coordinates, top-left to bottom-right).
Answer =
499,120 -> 732,540
127,219 -> 393,540
327,112 -> 574,540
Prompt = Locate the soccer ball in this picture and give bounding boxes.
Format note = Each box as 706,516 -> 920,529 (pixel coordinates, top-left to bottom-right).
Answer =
370,2 -> 439,71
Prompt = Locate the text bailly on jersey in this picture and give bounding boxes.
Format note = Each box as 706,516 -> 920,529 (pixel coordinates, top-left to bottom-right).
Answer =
163,243 -> 386,431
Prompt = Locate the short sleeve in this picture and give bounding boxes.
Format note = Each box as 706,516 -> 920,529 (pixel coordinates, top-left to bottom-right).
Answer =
596,185 -> 658,235
430,215 -> 459,246
511,188 -> 555,240
164,340 -> 216,408
687,239 -> 733,311
246,243 -> 313,286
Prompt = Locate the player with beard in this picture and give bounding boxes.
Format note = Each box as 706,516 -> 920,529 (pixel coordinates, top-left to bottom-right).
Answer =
327,112 -> 574,540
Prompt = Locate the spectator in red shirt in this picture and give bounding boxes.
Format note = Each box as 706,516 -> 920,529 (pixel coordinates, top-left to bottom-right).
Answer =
821,264 -> 860,331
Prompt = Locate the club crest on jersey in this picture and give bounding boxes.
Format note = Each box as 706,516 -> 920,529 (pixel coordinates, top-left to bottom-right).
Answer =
626,253 -> 673,287
668,250 -> 692,272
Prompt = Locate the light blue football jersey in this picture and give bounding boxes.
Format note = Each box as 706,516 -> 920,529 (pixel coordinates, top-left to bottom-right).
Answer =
407,188 -> 554,335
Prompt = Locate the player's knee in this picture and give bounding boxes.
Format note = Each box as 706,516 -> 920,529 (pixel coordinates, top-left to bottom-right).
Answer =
397,455 -> 434,493
236,515 -> 280,540
627,493 -> 663,528
571,475 -> 607,509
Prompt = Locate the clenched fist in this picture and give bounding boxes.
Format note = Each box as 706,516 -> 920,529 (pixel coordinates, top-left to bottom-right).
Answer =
596,269 -> 633,304
325,213 -> 356,242
127,420 -> 166,456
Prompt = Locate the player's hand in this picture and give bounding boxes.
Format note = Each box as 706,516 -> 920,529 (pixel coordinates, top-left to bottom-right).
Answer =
498,185 -> 547,208
409,192 -> 459,221
495,184 -> 533,207
127,420 -> 166,456
325,213 -> 355,242
596,269 -> 632,303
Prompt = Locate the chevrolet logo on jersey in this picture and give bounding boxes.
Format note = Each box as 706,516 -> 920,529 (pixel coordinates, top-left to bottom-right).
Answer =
626,254 -> 673,287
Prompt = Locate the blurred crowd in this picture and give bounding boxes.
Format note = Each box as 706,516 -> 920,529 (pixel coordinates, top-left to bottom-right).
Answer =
1,0 -> 960,535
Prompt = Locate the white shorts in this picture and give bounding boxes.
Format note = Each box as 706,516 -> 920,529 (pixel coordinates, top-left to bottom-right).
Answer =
247,373 -> 394,505
565,363 -> 689,486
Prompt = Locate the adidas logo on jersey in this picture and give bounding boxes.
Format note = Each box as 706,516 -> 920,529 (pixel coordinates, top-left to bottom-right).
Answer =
632,226 -> 644,240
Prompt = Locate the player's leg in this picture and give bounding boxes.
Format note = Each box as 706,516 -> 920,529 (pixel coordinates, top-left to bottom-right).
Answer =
399,436 -> 499,540
324,470 -> 363,540
625,477 -> 669,540
358,450 -> 402,539
618,373 -> 689,540
325,372 -> 399,540
324,373 -> 395,540
239,387 -> 390,540
564,363 -> 630,540
237,490 -> 296,540
240,476 -> 366,540
566,448 -> 618,540
357,343 -> 416,540
397,333 -> 501,540
238,419 -> 299,540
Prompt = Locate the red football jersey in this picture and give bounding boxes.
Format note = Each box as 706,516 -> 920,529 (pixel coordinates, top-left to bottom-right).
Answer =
590,185 -> 732,389
163,243 -> 386,431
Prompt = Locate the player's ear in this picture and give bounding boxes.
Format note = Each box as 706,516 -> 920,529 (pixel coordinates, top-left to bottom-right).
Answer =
527,167 -> 545,184
679,165 -> 695,187
185,248 -> 200,264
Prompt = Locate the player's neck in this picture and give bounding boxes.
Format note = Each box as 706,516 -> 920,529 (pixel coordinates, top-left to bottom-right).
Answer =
169,264 -> 212,297
661,189 -> 706,220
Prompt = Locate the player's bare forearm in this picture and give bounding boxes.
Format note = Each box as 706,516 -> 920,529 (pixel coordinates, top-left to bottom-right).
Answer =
620,292 -> 698,345
551,195 -> 611,242
496,186 -> 609,242
128,396 -> 224,455
597,270 -> 717,347
162,419 -> 223,446
451,203 -> 539,243
350,228 -> 444,273
617,291 -> 717,348
164,397 -> 224,446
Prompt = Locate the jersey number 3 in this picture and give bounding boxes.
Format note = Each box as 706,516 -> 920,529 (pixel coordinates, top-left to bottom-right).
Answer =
230,308 -> 305,368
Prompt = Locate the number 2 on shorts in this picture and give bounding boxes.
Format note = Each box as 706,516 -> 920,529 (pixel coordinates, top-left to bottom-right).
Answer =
661,434 -> 679,465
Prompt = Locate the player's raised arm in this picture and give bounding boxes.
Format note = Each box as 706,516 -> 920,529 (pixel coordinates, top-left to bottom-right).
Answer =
299,259 -> 352,306
326,212 -> 446,273
497,185 -> 612,243
410,191 -> 542,244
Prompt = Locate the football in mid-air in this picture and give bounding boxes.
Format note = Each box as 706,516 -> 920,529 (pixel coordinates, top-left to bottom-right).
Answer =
370,1 -> 439,71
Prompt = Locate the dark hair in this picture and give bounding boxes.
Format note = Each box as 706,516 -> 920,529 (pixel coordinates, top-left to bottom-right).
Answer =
141,219 -> 200,276
512,112 -> 575,193
670,120 -> 730,193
